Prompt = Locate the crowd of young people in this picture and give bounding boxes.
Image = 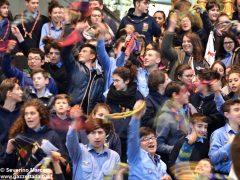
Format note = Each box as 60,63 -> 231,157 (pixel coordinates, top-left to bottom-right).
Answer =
0,0 -> 240,179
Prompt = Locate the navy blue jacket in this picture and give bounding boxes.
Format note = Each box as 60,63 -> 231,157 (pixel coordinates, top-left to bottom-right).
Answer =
0,104 -> 21,157
5,126 -> 63,169
141,90 -> 167,128
116,8 -> 160,44
61,45 -> 104,114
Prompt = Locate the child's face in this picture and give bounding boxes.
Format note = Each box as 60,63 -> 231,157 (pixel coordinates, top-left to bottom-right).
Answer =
32,73 -> 49,91
54,99 -> 70,115
195,159 -> 212,176
93,107 -> 110,120
228,73 -> 240,93
192,122 -> 208,138
225,103 -> 240,125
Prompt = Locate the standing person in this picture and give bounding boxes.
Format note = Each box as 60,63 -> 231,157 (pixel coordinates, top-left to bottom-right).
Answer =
190,70 -> 225,138
0,0 -> 12,83
2,40 -> 58,94
141,70 -> 170,128
0,0 -> 12,55
0,78 -> 23,159
66,117 -> 120,180
61,38 -> 104,114
137,48 -> 161,97
161,14 -> 208,79
78,103 -> 122,156
215,33 -> 239,68
116,0 -> 160,44
89,0 -> 119,34
107,65 -> 143,161
127,100 -> 171,180
5,99 -> 63,171
209,99 -> 240,175
14,0 -> 49,49
155,81 -> 191,164
43,38 -> 68,94
174,64 -> 195,92
22,69 -> 54,108
169,113 -> 209,168
39,0 -> 63,51
153,11 -> 166,34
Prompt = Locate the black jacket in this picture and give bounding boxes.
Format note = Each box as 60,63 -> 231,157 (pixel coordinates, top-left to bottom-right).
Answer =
190,93 -> 225,138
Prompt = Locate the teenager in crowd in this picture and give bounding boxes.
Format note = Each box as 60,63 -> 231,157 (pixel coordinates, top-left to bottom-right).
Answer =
161,14 -> 208,79
155,81 -> 192,164
5,99 -> 63,172
169,113 -> 209,168
209,99 -> 240,174
39,0 -> 63,51
128,100 -> 171,180
66,117 -> 120,180
2,40 -> 58,94
23,69 -> 54,108
0,78 -> 23,159
107,65 -> 143,161
116,0 -> 160,44
78,103 -> 121,156
141,70 -> 170,128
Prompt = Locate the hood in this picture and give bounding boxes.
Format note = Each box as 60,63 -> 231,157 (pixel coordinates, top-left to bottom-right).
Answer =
126,8 -> 149,24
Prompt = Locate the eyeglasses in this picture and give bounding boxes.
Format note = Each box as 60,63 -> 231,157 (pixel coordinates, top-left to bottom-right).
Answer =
141,136 -> 156,142
28,57 -> 41,61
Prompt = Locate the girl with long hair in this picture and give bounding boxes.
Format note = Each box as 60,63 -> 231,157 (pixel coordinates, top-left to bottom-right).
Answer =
5,99 -> 63,171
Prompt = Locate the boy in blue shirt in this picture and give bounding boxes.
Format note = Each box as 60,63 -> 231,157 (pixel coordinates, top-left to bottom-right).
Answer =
209,99 -> 240,174
66,117 -> 120,180
128,100 -> 171,180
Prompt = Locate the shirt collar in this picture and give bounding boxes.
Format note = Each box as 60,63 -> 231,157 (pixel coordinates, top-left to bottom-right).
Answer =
87,144 -> 109,155
50,22 -> 62,30
225,123 -> 238,135
30,86 -> 53,98
186,135 -> 205,143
